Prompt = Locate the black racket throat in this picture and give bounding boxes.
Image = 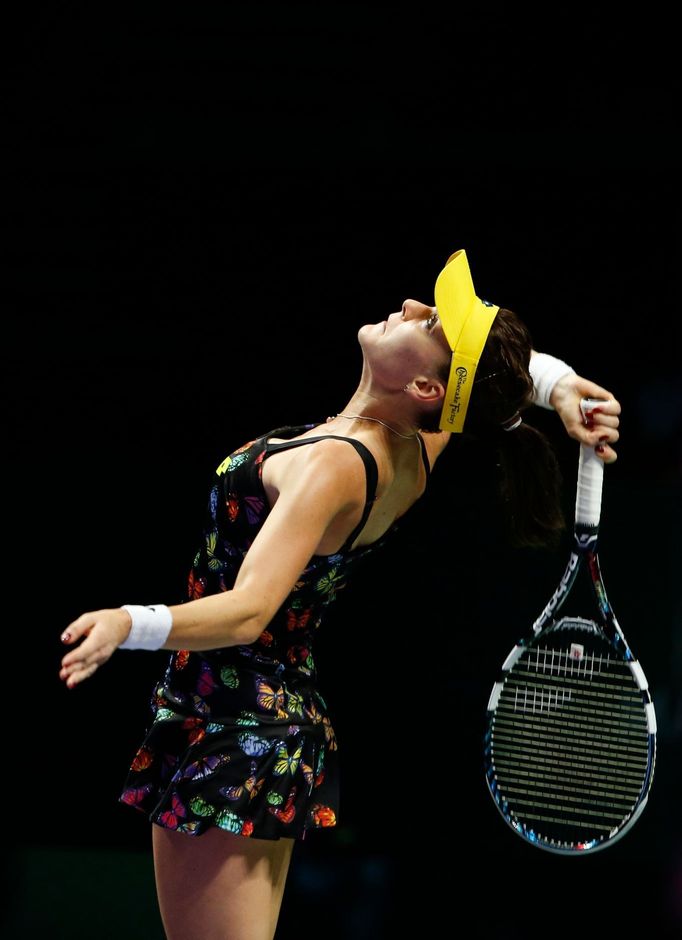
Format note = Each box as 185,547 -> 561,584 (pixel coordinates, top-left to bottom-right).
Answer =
533,524 -> 622,649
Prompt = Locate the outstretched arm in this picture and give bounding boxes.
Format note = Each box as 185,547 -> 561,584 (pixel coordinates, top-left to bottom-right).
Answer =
59,441 -> 367,688
530,349 -> 621,463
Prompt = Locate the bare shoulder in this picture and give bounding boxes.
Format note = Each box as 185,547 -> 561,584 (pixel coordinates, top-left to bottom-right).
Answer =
275,436 -> 368,508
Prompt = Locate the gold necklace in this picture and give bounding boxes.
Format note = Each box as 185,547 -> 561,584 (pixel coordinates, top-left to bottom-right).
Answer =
335,412 -> 419,440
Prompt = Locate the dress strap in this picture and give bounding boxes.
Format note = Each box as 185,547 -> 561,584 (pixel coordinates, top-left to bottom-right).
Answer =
416,433 -> 431,480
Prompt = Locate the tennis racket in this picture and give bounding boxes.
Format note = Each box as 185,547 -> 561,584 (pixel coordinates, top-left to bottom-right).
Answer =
484,398 -> 657,854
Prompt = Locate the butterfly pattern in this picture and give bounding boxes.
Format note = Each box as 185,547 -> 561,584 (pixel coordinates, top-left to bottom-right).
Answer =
120,783 -> 153,806
158,793 -> 187,829
131,746 -> 154,772
255,678 -> 288,718
120,423 -> 400,839
273,741 -> 303,776
268,786 -> 298,824
219,761 -> 266,803
196,661 -> 217,697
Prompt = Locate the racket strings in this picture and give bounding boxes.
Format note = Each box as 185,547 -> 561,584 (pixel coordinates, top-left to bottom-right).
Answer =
489,761 -> 642,796
488,639 -> 651,847
502,674 -> 641,726
516,644 -> 637,688
512,672 -> 636,696
527,645 -> 613,679
491,742 -> 647,783
491,740 -> 646,779
493,718 -> 648,759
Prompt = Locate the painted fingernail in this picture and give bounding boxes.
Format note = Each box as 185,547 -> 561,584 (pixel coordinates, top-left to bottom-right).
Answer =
61,632 -> 71,643
596,444 -> 605,453
591,408 -> 603,415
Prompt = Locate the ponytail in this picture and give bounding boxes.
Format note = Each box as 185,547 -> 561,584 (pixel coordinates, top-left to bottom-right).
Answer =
465,308 -> 566,549
493,422 -> 565,549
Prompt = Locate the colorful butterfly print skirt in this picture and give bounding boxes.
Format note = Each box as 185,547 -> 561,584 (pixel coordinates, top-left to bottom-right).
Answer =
119,667 -> 340,840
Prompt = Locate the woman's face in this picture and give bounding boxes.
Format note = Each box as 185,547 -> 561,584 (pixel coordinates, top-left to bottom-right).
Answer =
358,299 -> 451,388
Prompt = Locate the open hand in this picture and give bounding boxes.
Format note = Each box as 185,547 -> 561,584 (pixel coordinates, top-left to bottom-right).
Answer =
59,608 -> 132,688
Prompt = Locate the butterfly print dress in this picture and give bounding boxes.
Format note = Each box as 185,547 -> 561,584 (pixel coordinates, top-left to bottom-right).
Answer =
120,423 -> 430,839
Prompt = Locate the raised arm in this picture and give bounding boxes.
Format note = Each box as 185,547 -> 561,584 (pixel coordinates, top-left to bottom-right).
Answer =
530,349 -> 621,463
408,348 -> 621,471
59,441 -> 367,688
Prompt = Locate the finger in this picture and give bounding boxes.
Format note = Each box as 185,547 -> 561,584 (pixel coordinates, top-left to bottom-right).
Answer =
61,645 -> 107,677
64,662 -> 100,689
60,652 -> 99,683
586,411 -> 620,430
592,397 -> 621,416
589,428 -> 620,449
61,612 -> 97,645
60,630 -> 113,673
568,422 -> 620,448
575,378 -> 616,402
60,640 -> 96,672
566,425 -> 619,462
60,654 -> 86,680
595,442 -> 618,464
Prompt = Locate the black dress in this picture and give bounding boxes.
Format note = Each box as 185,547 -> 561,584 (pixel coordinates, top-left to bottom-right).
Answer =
119,423 -> 430,839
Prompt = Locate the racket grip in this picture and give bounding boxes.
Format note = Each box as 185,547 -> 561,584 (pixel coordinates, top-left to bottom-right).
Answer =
576,399 -> 605,527
576,445 -> 604,525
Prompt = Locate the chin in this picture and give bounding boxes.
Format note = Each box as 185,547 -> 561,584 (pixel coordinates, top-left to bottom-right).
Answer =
358,321 -> 382,337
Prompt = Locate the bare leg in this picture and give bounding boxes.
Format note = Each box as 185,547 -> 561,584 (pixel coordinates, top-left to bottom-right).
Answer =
152,823 -> 295,940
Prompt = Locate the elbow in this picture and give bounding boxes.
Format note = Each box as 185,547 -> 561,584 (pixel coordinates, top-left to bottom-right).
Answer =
229,593 -> 271,646
235,613 -> 268,646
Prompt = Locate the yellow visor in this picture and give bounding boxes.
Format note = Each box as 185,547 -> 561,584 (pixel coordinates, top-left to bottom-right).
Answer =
434,249 -> 499,432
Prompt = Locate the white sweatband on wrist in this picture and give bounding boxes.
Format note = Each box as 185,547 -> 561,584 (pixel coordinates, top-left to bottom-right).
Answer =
529,352 -> 575,410
119,604 -> 173,650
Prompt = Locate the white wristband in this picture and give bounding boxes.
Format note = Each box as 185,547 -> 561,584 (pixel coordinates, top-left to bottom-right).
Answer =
119,604 -> 173,650
529,352 -> 575,410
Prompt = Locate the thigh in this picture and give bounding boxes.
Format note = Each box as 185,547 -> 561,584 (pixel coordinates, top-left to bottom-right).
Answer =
152,823 -> 295,940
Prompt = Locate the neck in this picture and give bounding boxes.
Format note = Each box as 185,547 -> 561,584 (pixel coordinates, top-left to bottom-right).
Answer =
332,392 -> 420,440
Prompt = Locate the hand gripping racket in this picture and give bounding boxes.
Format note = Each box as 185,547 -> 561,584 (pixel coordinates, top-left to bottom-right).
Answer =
484,398 -> 657,854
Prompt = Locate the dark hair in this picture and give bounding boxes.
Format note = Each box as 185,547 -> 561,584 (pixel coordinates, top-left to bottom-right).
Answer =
420,307 -> 566,549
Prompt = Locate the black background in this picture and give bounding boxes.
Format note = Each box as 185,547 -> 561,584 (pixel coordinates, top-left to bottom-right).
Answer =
6,4 -> 681,938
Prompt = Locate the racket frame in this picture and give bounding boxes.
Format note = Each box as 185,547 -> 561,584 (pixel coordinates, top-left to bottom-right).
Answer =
484,405 -> 657,854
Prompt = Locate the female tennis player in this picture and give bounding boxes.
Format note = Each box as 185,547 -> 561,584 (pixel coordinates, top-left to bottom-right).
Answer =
59,250 -> 620,940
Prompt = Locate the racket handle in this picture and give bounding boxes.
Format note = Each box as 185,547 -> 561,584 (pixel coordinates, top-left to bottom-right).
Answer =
576,399 -> 606,527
